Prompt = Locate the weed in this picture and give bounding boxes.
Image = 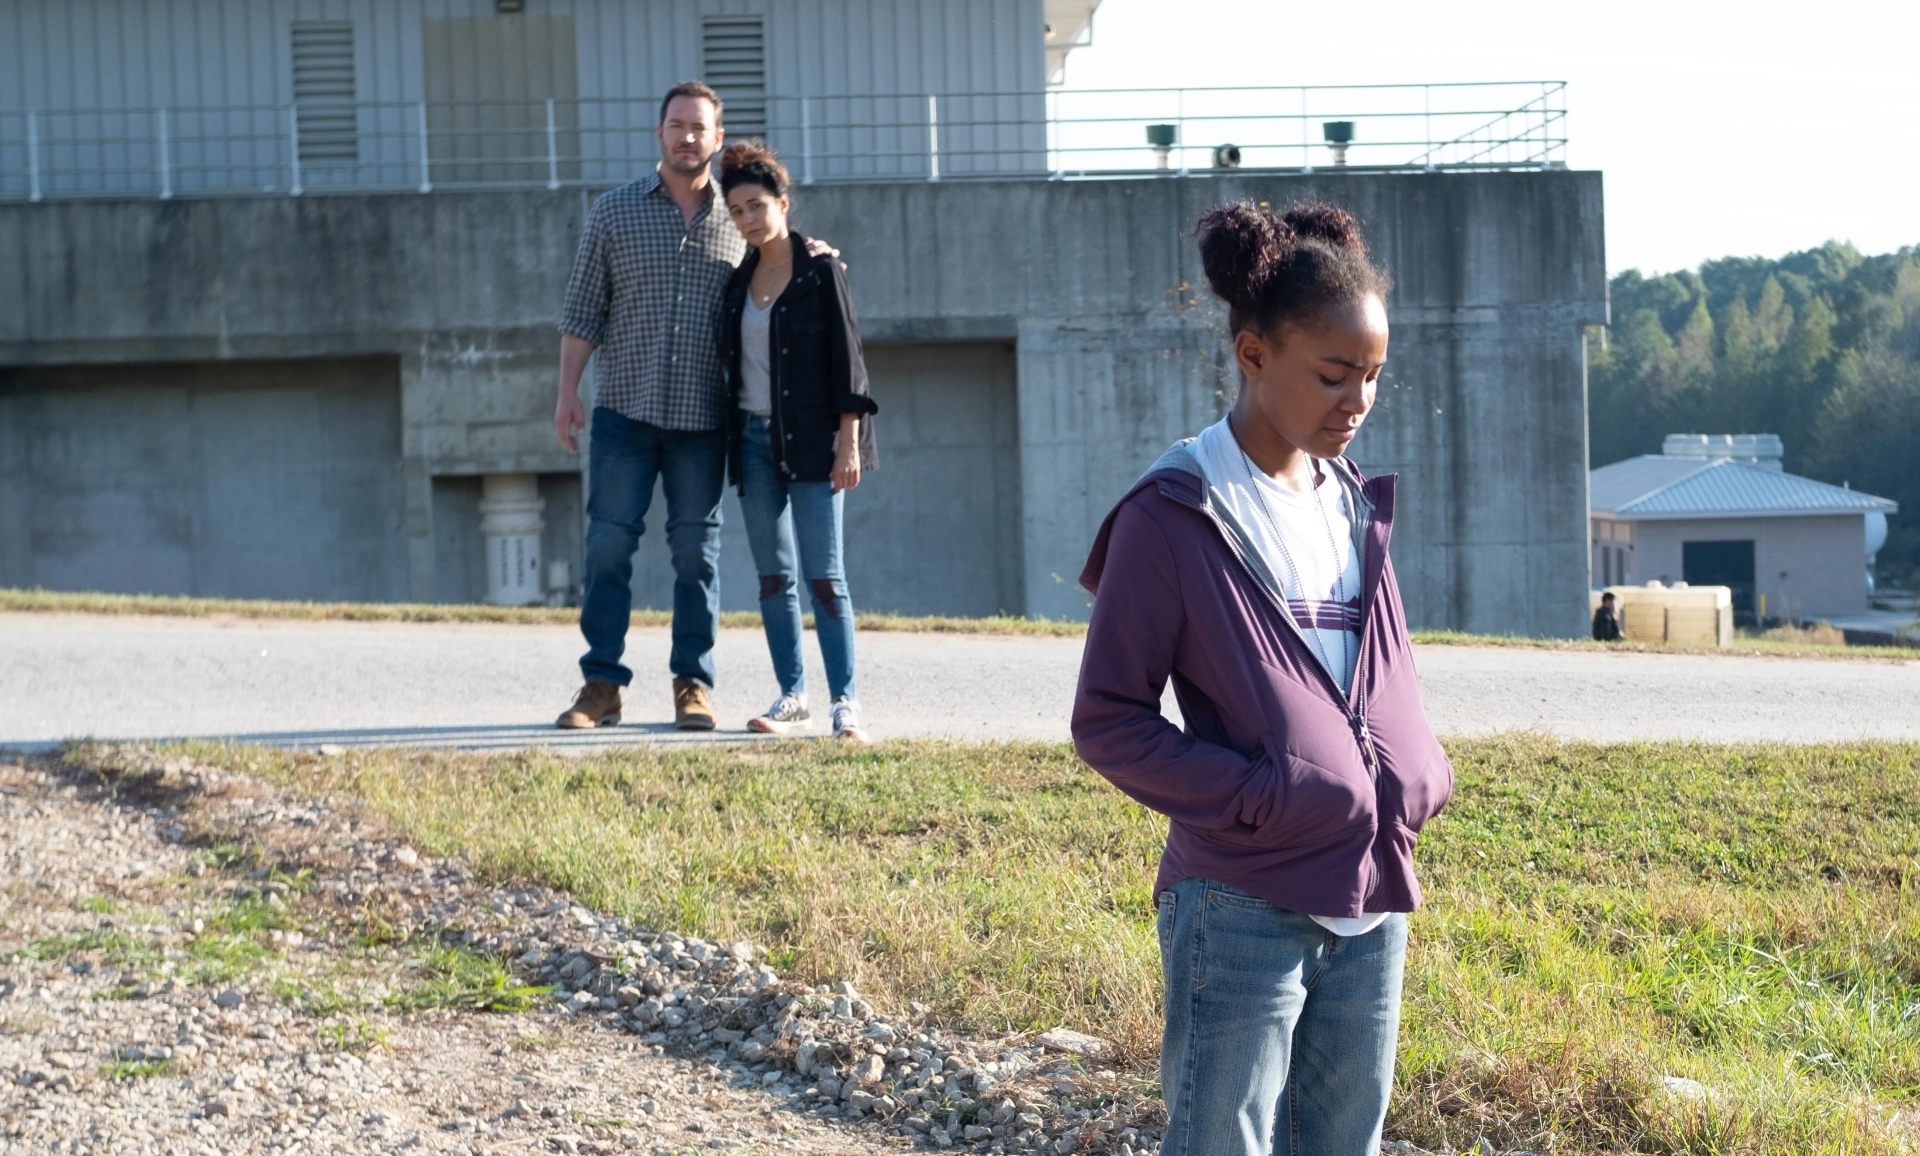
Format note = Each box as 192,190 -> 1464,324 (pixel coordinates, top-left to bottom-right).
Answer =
101,1058 -> 176,1080
202,898 -> 297,937
201,841 -> 265,874
273,978 -> 359,1017
26,928 -> 157,968
316,1017 -> 389,1053
348,906 -> 409,949
508,1030 -> 568,1051
383,945 -> 550,1013
72,894 -> 121,915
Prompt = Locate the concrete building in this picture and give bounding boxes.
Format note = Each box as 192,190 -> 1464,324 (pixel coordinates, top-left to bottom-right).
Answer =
1589,435 -> 1898,623
0,1 -> 1606,636
0,0 -> 1073,192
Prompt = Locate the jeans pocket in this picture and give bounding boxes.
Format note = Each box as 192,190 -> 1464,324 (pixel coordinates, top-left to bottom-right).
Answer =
1203,882 -> 1274,911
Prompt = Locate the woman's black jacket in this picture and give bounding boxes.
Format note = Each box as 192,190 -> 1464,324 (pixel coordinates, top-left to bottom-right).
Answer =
718,230 -> 879,491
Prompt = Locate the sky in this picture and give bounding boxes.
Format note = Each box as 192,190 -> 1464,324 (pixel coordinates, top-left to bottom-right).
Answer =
1055,0 -> 1920,276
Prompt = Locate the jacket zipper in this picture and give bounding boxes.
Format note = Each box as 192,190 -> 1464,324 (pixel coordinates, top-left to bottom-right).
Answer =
1200,496 -> 1387,899
1198,502 -> 1374,759
765,264 -> 789,480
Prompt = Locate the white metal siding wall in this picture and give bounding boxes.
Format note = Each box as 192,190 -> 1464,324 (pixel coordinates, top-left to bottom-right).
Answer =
0,0 -> 1046,192
1629,515 -> 1870,621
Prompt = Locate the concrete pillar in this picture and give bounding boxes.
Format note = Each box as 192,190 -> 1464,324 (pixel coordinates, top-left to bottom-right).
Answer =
479,473 -> 546,605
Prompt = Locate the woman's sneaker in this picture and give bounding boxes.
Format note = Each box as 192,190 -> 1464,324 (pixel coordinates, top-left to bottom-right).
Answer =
748,693 -> 811,734
830,699 -> 869,743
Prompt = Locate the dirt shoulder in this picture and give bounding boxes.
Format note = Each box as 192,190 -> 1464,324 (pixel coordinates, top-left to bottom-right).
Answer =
0,755 -> 902,1156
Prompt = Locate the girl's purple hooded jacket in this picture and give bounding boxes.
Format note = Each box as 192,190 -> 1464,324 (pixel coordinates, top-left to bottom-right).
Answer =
1071,440 -> 1453,919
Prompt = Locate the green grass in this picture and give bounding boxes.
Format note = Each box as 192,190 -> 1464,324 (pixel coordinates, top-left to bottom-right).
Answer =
26,927 -> 158,967
135,738 -> 1920,1153
25,895 -> 302,987
507,1029 -> 569,1051
273,977 -> 359,1017
101,1058 -> 176,1080
381,944 -> 550,1013
316,1016 -> 390,1053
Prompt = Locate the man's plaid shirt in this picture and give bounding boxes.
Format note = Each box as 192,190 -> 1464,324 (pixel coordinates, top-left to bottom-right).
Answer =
559,171 -> 746,431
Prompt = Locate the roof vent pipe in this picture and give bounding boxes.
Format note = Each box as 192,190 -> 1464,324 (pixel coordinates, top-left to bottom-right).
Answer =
1145,123 -> 1177,170
1322,120 -> 1354,166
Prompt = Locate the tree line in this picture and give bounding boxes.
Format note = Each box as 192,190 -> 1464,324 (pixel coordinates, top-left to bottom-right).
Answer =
1588,241 -> 1920,587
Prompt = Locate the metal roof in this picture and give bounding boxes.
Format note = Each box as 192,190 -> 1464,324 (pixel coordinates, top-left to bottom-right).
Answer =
1591,455 -> 1898,520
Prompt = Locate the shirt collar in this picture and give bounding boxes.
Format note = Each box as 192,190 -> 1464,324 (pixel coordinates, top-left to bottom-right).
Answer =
646,166 -> 722,219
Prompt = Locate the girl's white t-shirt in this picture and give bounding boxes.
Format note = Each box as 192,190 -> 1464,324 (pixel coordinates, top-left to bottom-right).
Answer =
1191,417 -> 1387,938
739,296 -> 774,416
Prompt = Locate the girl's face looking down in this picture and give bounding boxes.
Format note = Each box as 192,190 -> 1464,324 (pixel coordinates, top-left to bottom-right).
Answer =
1234,295 -> 1388,463
726,186 -> 790,247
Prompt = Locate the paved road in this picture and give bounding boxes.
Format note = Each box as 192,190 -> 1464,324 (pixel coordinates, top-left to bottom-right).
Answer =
2,612 -> 1915,752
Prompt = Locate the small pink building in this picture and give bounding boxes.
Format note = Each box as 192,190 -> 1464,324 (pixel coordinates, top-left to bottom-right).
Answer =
1590,435 -> 1897,623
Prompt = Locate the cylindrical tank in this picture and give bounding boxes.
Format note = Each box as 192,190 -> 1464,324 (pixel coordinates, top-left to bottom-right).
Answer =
479,473 -> 546,606
1865,511 -> 1889,559
1866,510 -> 1890,599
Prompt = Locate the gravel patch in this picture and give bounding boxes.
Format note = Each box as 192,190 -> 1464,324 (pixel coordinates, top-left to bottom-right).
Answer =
0,754 -> 896,1155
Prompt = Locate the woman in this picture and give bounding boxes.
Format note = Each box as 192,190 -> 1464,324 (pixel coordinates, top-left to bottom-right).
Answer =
717,141 -> 879,741
1071,202 -> 1454,1155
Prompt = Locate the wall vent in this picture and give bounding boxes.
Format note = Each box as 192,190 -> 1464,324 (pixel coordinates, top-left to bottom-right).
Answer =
291,21 -> 358,162
701,16 -> 766,138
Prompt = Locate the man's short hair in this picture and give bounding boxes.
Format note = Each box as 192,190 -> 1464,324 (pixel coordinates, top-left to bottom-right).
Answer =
659,81 -> 722,126
1601,591 -> 1617,600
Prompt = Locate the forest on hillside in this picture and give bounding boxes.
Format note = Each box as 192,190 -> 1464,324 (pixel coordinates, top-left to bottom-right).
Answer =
1588,241 -> 1920,586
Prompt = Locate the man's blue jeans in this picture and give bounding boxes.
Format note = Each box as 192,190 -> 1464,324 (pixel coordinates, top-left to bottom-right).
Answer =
1157,877 -> 1406,1156
578,407 -> 725,688
737,413 -> 857,702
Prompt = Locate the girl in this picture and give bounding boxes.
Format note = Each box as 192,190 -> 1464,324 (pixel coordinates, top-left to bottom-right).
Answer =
717,141 -> 879,742
1071,201 -> 1454,1155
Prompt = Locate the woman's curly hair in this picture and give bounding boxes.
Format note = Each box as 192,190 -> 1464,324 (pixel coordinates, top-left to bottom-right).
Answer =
1195,200 -> 1389,336
719,139 -> 790,199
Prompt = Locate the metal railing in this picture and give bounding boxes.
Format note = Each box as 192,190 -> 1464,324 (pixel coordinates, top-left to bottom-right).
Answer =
0,82 -> 1565,201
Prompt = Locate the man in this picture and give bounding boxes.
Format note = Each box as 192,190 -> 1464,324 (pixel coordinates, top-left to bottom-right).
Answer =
1592,590 -> 1624,642
552,82 -> 740,731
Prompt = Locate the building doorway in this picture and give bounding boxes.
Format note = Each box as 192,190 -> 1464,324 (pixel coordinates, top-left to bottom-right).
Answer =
1683,539 -> 1756,620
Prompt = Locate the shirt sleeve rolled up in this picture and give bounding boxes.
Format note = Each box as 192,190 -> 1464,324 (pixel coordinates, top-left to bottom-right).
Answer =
558,199 -> 611,346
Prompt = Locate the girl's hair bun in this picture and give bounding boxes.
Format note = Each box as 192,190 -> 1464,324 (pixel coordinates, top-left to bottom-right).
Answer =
1196,202 -> 1294,316
719,139 -> 790,196
1194,199 -> 1387,336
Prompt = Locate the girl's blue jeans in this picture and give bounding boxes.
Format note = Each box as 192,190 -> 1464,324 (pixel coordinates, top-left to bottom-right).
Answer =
1156,877 -> 1406,1156
738,413 -> 857,703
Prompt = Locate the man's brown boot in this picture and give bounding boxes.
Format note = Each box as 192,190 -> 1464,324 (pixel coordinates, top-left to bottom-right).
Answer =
673,677 -> 716,731
556,680 -> 622,729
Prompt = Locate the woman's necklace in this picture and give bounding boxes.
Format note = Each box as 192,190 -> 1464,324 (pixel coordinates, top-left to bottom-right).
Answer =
1238,447 -> 1351,687
751,254 -> 792,308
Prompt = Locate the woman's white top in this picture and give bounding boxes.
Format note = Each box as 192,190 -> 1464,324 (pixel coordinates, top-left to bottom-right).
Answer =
739,296 -> 774,416
1191,417 -> 1387,938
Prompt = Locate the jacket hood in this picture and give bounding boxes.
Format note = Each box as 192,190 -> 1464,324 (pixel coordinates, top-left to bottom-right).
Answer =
1081,438 -> 1389,597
